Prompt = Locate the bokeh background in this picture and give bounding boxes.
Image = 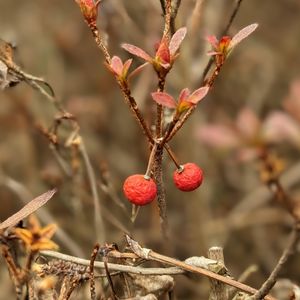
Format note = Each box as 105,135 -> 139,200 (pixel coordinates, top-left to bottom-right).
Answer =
1,0 -> 300,299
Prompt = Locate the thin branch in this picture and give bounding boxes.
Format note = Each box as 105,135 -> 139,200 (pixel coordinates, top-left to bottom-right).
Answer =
170,0 -> 182,35
153,145 -> 169,238
201,0 -> 245,81
163,0 -> 172,39
41,250 -> 185,275
40,249 -> 277,300
221,0 -> 244,37
90,243 -> 100,300
253,223 -> 300,299
79,140 -> 105,244
208,247 -> 228,300
1,42 -> 107,246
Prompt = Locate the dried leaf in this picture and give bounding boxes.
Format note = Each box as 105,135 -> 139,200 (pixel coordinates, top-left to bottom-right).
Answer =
122,44 -> 152,62
125,235 -> 151,259
0,60 -> 8,89
151,92 -> 177,108
0,189 -> 57,230
169,27 -> 187,56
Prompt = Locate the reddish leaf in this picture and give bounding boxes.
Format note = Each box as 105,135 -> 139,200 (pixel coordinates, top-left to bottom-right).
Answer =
188,86 -> 209,104
229,23 -> 258,49
128,62 -> 149,80
122,59 -> 133,77
206,35 -> 219,49
178,88 -> 191,103
207,50 -> 220,56
0,189 -> 57,230
151,92 -> 177,108
110,56 -> 123,76
156,37 -> 171,64
169,27 -> 187,56
122,44 -> 152,62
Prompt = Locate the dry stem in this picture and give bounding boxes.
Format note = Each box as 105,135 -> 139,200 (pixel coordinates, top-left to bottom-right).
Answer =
40,249 -> 276,300
79,141 -> 105,244
253,223 -> 300,299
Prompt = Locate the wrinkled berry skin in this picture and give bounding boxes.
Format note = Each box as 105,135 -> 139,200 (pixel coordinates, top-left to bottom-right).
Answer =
173,163 -> 204,192
123,175 -> 157,206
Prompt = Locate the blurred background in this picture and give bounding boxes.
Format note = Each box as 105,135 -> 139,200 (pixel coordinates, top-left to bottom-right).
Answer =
1,0 -> 300,299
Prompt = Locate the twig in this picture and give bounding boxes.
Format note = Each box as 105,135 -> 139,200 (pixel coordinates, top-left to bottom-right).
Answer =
125,235 -> 277,300
228,265 -> 258,299
253,223 -> 300,299
1,42 -> 107,247
163,0 -> 172,39
103,256 -> 117,300
153,145 -> 169,238
201,0 -> 244,81
166,62 -> 222,143
170,0 -> 182,34
208,247 -> 228,300
90,243 -> 100,300
41,250 -> 184,275
40,249 -> 275,299
221,0 -> 245,37
152,0 -> 174,237
79,140 -> 105,244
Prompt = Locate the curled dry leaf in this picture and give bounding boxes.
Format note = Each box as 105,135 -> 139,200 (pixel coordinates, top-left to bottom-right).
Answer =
14,215 -> 58,251
125,234 -> 151,259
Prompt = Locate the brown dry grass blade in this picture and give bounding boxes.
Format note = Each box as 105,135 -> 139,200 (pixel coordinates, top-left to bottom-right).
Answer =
0,189 -> 57,230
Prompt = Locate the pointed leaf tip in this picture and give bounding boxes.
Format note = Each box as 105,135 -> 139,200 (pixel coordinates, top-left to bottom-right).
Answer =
122,43 -> 152,62
206,35 -> 219,49
188,86 -> 210,104
230,23 -> 258,49
151,92 -> 177,108
110,56 -> 123,76
169,27 -> 187,55
156,38 -> 171,64
0,189 -> 57,230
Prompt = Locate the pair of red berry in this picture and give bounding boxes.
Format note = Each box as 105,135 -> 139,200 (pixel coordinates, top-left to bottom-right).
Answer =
123,163 -> 204,206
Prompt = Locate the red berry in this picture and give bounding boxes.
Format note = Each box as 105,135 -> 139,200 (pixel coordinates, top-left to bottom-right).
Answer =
173,163 -> 204,192
123,174 -> 157,206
